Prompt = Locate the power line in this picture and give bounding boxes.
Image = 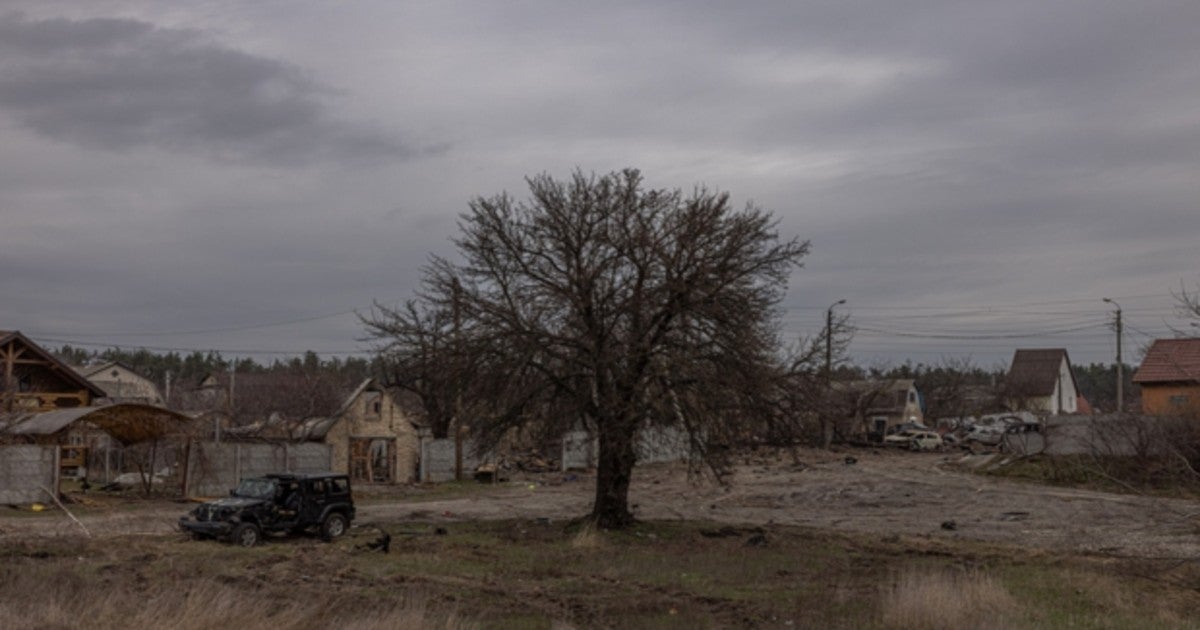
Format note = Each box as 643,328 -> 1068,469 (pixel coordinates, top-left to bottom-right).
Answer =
782,293 -> 1174,311
24,308 -> 362,338
852,322 -> 1106,340
29,335 -> 369,357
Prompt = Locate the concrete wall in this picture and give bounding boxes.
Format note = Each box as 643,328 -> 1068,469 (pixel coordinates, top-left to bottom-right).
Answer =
185,441 -> 332,497
419,437 -> 486,482
637,425 -> 693,464
1039,415 -> 1173,456
0,445 -> 58,504
561,430 -> 596,470
560,425 -> 694,470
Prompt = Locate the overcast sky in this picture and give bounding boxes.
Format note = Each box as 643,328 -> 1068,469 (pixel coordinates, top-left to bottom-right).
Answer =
2,1 -> 1198,369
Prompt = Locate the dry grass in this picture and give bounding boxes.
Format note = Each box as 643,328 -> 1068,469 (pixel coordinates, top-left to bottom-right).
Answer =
568,523 -> 605,550
0,565 -> 475,630
2,521 -> 1198,628
880,568 -> 1023,630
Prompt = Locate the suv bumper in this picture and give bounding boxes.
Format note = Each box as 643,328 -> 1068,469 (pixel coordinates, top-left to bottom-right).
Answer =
179,517 -> 233,537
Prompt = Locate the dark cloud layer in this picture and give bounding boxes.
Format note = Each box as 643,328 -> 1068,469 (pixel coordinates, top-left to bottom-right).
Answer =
0,1 -> 1198,365
0,13 -> 419,165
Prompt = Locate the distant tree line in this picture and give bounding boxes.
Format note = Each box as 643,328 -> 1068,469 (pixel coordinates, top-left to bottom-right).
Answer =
51,345 -> 379,395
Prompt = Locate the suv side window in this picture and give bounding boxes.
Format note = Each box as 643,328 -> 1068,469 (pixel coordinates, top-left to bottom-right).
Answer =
328,478 -> 348,495
308,479 -> 326,496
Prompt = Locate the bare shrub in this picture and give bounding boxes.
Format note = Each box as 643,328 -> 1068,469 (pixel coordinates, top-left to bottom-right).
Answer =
880,569 -> 1022,629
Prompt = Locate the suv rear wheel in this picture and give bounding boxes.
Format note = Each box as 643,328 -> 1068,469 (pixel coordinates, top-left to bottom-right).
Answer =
321,513 -> 348,541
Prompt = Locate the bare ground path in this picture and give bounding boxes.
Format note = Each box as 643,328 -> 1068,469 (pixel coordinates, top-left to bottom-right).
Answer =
3,448 -> 1198,560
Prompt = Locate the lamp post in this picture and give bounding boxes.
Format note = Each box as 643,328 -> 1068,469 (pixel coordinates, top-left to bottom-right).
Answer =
826,299 -> 846,379
1103,298 -> 1123,413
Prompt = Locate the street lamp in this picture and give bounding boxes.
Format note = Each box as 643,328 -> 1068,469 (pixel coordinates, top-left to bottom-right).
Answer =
1103,298 -> 1123,413
826,299 -> 847,379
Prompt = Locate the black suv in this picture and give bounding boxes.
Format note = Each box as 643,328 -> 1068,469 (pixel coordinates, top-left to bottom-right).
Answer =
179,473 -> 355,547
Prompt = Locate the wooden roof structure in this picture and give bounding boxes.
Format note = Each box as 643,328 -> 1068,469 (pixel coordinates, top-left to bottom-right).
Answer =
1,330 -> 106,412
0,403 -> 199,444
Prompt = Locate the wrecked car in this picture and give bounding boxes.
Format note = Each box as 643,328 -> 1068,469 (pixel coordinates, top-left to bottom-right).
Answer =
179,473 -> 355,547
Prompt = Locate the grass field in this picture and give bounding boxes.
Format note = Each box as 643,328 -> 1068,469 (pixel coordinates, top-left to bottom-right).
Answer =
978,454 -> 1200,500
2,519 -> 1197,629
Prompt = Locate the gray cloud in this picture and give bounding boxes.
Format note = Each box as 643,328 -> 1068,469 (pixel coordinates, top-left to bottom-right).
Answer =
0,12 -> 424,165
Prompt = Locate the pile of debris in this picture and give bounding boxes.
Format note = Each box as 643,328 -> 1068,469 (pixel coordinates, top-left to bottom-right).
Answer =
502,450 -> 559,473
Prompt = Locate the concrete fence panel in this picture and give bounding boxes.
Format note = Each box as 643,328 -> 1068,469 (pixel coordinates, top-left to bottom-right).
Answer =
185,441 -> 332,497
561,430 -> 596,471
419,437 -> 487,482
0,445 -> 58,504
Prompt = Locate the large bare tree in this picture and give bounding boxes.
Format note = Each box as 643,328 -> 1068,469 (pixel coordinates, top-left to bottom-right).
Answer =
366,169 -> 808,528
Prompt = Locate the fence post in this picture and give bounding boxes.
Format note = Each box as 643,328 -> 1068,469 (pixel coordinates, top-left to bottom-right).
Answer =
455,427 -> 465,481
52,445 -> 62,498
419,437 -> 428,482
180,440 -> 191,498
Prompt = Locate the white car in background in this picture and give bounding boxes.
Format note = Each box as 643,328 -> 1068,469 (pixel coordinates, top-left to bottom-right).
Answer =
884,430 -> 944,451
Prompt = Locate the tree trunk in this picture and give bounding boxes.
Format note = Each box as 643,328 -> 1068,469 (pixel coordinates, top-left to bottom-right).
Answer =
591,423 -> 637,529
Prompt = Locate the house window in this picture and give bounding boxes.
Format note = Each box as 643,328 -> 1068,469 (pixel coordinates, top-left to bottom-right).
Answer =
364,391 -> 382,416
1170,394 -> 1190,408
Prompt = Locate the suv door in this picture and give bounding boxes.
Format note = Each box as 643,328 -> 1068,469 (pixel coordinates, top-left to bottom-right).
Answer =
300,478 -> 328,524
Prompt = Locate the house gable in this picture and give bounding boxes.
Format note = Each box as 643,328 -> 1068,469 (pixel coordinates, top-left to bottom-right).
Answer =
77,361 -> 164,404
1007,348 -> 1078,415
0,331 -> 105,412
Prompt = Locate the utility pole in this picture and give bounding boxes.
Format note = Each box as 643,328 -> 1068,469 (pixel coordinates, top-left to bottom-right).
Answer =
1103,298 -> 1123,413
826,299 -> 847,379
452,277 -> 464,480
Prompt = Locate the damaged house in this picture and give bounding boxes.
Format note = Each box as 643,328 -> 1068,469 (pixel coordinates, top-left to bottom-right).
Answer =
291,378 -> 422,484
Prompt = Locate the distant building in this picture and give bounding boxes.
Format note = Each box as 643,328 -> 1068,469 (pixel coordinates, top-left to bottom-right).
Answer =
75,361 -> 164,405
833,379 -> 924,437
1132,338 -> 1200,415
1005,348 -> 1079,415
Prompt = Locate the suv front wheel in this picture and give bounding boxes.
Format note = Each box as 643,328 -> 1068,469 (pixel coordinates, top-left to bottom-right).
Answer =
321,513 -> 348,541
231,522 -> 261,547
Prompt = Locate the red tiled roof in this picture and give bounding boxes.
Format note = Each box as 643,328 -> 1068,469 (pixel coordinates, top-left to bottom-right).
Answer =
1132,338 -> 1200,384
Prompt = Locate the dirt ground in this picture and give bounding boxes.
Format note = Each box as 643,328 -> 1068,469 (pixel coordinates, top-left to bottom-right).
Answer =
4,448 -> 1199,561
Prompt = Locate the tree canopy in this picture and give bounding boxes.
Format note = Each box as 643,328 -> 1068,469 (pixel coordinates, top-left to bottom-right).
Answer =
366,169 -> 809,528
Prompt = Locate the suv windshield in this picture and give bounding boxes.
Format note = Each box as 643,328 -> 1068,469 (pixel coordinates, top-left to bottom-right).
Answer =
233,478 -> 278,499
